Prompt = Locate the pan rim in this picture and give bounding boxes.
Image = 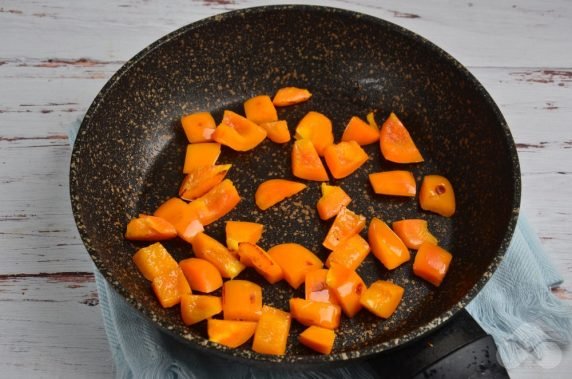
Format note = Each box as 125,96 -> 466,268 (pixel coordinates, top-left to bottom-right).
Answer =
69,4 -> 521,365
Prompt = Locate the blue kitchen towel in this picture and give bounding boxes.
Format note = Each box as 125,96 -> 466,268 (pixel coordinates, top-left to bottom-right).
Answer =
69,124 -> 571,377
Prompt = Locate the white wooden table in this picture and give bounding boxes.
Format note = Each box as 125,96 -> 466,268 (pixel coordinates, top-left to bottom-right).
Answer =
1,0 -> 570,377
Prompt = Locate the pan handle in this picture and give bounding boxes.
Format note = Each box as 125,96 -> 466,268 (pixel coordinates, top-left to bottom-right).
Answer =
364,309 -> 509,379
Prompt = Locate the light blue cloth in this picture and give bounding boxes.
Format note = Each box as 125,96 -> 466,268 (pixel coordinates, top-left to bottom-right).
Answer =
69,124 -> 571,377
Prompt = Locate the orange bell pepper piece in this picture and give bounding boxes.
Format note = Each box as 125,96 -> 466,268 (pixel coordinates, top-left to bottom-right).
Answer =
369,170 -> 416,197
132,242 -> 179,281
244,95 -> 278,124
289,298 -> 341,329
254,179 -> 307,210
380,112 -> 424,163
323,207 -> 366,250
272,87 -> 312,107
252,305 -> 291,356
222,280 -> 262,321
187,179 -> 241,226
178,164 -> 231,200
151,268 -> 191,308
183,142 -> 221,174
368,217 -> 410,270
366,111 -> 378,129
267,243 -> 323,289
392,219 -> 438,250
298,326 -> 336,355
325,234 -> 370,271
295,111 -> 333,156
413,242 -> 453,287
212,110 -> 267,151
125,214 -> 177,241
180,294 -> 222,325
225,221 -> 264,251
316,183 -> 352,221
181,112 -> 216,143
191,232 -> 245,279
305,269 -> 339,305
153,197 -> 204,243
291,139 -> 329,181
259,120 -> 291,143
324,140 -> 369,179
237,243 -> 284,284
360,280 -> 404,319
341,116 -> 379,146
325,263 -> 366,318
179,258 -> 223,293
207,319 -> 258,348
419,175 -> 456,217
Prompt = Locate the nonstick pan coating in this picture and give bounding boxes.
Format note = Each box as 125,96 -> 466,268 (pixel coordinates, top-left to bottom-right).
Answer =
70,5 -> 520,364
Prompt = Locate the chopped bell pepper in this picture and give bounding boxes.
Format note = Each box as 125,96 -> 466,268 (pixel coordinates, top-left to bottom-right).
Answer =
305,268 -> 339,305
178,164 -> 231,200
292,138 -> 329,181
153,197 -> 204,243
272,87 -> 312,107
295,111 -> 333,156
289,298 -> 341,329
341,116 -> 379,146
183,142 -> 221,174
326,263 -> 366,318
237,243 -> 284,284
252,305 -> 291,355
222,280 -> 262,321
191,232 -> 245,279
151,268 -> 191,308
298,326 -> 336,355
244,95 -> 278,124
259,120 -> 291,143
392,219 -> 438,250
132,242 -> 179,281
225,221 -> 263,251
267,243 -> 323,289
380,112 -> 424,163
419,175 -> 456,217
316,183 -> 351,221
187,179 -> 240,226
180,294 -> 222,325
323,207 -> 366,250
413,242 -> 452,287
368,217 -> 410,270
324,140 -> 369,179
360,280 -> 404,319
125,214 -> 177,241
208,319 -> 258,348
181,112 -> 216,143
369,170 -> 416,197
325,233 -> 370,271
212,110 -> 267,151
254,179 -> 307,210
179,258 -> 223,293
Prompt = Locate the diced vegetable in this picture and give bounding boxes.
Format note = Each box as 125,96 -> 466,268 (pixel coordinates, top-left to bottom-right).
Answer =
380,112 -> 423,163
254,179 -> 307,210
191,232 -> 245,279
295,111 -> 333,156
207,319 -> 258,348
267,243 -> 323,289
212,110 -> 267,151
323,207 -> 366,250
225,221 -> 264,251
132,242 -> 179,281
181,112 -> 216,143
244,95 -> 278,124
368,217 -> 410,270
237,243 -> 283,284
326,263 -> 365,318
366,111 -> 378,129
151,268 -> 191,308
273,87 -> 312,107
325,234 -> 370,271
125,214 -> 177,241
392,219 -> 438,250
341,116 -> 379,146
323,140 -> 369,179
183,142 -> 221,174
180,294 -> 222,325
178,164 -> 231,200
292,139 -> 329,181
413,242 -> 452,286
369,170 -> 416,197
305,268 -> 339,305
316,183 -> 351,221
252,306 -> 291,355
289,298 -> 341,329
222,280 -> 262,321
298,326 -> 336,355
419,175 -> 456,217
187,179 -> 240,226
179,258 -> 223,293
259,120 -> 291,143
153,197 -> 204,243
360,280 -> 404,319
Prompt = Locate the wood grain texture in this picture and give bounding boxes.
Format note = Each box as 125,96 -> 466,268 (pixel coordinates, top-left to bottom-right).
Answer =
1,0 -> 570,377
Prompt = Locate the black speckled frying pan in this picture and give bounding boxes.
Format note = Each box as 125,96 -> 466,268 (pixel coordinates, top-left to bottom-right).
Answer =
70,5 -> 520,366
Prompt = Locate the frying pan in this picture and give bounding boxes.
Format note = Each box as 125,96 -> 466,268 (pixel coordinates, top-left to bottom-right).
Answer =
70,5 -> 520,366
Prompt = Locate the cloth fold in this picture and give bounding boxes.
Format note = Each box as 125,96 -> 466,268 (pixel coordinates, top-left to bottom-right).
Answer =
69,124 -> 571,377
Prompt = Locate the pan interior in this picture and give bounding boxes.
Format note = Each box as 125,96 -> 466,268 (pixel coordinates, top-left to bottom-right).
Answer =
71,6 -> 518,362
